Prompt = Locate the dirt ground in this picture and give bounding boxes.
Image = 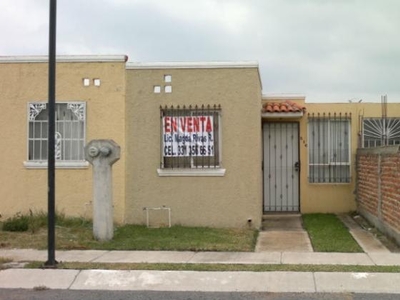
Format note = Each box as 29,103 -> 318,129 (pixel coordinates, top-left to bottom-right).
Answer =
351,213 -> 400,253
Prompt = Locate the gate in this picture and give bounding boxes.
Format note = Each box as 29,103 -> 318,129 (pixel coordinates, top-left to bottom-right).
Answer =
263,122 -> 300,212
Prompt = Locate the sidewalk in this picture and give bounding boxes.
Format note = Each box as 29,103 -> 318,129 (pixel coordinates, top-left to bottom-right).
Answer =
1,267 -> 400,293
1,214 -> 400,293
1,249 -> 400,266
1,249 -> 400,293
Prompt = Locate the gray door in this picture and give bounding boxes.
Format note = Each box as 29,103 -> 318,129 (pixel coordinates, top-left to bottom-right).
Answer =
263,122 -> 300,212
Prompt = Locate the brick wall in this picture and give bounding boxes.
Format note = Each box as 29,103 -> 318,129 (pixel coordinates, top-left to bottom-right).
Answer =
356,146 -> 400,246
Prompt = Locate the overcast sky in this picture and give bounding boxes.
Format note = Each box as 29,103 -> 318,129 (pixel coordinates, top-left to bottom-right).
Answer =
1,0 -> 399,102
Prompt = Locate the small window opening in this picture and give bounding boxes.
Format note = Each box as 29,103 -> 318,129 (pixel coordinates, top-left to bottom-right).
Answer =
165,85 -> 172,93
93,78 -> 101,87
154,86 -> 161,93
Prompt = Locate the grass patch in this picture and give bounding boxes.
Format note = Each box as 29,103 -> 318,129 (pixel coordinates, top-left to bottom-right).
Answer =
1,213 -> 257,252
0,212 -> 93,250
0,257 -> 11,263
2,214 -> 30,232
302,214 -> 363,253
0,257 -> 12,270
1,211 -> 90,234
96,225 -> 258,252
24,261 -> 400,273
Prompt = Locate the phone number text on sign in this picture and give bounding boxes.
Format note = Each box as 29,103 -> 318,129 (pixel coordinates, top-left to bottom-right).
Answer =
162,116 -> 214,157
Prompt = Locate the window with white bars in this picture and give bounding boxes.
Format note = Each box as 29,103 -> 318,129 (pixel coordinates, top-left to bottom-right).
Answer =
308,113 -> 351,183
160,105 -> 221,169
362,118 -> 400,147
28,102 -> 86,162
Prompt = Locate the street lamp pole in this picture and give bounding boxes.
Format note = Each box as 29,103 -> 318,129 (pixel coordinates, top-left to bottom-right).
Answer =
45,0 -> 57,267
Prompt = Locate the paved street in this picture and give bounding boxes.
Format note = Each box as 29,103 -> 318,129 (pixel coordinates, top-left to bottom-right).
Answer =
1,289 -> 400,300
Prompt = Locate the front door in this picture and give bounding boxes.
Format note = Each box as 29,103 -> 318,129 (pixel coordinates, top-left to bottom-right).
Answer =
263,122 -> 300,212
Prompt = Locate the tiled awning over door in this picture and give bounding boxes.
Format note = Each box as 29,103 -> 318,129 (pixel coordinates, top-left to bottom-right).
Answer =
262,100 -> 306,118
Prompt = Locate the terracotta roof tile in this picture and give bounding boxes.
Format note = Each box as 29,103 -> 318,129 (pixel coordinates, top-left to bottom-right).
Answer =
262,100 -> 306,113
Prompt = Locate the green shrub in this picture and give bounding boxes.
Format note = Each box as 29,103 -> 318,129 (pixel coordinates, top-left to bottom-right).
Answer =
2,213 -> 29,232
55,211 -> 91,228
2,210 -> 91,233
28,210 -> 48,233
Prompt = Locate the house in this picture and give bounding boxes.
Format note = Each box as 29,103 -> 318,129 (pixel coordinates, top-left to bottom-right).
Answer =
0,56 -> 127,223
1,55 -> 400,229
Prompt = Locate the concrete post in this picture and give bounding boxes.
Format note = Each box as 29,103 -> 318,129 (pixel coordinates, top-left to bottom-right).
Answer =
85,140 -> 120,241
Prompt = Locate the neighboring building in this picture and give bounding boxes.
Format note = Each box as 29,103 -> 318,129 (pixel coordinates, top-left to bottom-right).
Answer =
1,55 -> 400,228
0,56 -> 127,223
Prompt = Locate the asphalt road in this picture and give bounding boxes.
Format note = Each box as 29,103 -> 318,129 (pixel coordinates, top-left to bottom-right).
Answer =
1,290 -> 400,300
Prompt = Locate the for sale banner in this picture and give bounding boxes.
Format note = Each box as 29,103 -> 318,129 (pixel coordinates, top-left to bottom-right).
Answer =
162,116 -> 214,157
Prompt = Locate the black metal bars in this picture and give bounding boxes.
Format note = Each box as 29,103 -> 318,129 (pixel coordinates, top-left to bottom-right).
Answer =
160,105 -> 221,169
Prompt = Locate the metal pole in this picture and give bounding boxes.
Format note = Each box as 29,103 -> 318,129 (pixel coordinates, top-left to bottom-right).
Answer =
45,0 -> 57,267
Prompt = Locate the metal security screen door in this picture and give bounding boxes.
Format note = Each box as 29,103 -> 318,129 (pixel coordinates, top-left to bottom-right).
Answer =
263,122 -> 300,212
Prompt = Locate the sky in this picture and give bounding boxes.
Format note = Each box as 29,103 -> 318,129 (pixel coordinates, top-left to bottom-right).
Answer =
1,0 -> 399,102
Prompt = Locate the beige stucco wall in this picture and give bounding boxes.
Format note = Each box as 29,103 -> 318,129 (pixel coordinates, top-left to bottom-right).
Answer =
303,102 -> 400,213
262,98 -> 400,213
0,59 -> 126,222
125,66 -> 263,228
3,56 -> 399,226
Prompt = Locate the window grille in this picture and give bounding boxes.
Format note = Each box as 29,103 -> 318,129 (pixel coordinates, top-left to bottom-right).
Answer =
362,117 -> 400,147
28,102 -> 86,161
160,104 -> 221,169
308,113 -> 351,183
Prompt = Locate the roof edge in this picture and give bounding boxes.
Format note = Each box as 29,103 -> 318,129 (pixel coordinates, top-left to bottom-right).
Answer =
126,61 -> 259,70
262,112 -> 304,118
0,55 -> 128,63
262,93 -> 306,100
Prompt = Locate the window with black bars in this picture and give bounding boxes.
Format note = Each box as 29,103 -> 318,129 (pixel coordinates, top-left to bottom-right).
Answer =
160,104 -> 221,169
308,113 -> 351,183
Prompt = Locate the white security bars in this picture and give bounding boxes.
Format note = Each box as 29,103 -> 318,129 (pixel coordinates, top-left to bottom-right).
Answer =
308,113 -> 351,183
362,117 -> 400,147
28,102 -> 86,162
